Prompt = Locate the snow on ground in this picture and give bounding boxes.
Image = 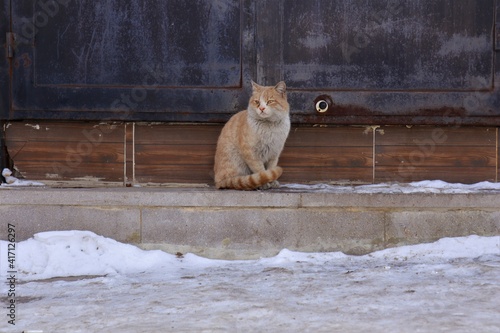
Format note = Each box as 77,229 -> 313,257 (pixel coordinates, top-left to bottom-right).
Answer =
1,231 -> 499,332
1,168 -> 45,187
282,180 -> 500,194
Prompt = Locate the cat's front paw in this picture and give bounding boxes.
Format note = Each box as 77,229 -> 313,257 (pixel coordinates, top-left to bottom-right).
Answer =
259,180 -> 280,190
269,180 -> 280,189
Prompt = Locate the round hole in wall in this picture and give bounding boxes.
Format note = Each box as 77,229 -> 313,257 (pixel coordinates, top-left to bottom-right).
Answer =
316,100 -> 329,113
313,95 -> 333,113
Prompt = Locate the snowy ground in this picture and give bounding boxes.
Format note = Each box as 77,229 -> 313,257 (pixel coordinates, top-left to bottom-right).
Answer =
281,180 -> 500,194
1,231 -> 499,333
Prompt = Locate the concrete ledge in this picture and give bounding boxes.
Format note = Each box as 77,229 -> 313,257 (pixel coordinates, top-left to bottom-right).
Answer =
1,187 -> 499,259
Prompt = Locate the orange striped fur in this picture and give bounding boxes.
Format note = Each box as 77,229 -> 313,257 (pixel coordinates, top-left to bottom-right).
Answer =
216,166 -> 283,190
214,81 -> 290,190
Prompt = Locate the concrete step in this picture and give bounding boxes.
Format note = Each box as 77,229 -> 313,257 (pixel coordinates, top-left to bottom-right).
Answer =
1,187 -> 499,259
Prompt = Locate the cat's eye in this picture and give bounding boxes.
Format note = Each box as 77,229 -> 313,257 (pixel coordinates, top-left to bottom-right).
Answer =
267,99 -> 276,104
254,100 -> 260,106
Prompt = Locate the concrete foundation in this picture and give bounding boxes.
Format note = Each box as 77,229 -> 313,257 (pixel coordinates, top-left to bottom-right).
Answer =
1,187 -> 499,259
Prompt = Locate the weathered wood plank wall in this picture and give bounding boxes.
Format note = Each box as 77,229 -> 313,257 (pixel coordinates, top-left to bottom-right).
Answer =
375,127 -> 497,183
5,122 -> 499,186
6,123 -> 124,183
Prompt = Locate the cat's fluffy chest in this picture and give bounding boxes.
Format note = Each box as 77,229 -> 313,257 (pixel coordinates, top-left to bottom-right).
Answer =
249,116 -> 290,162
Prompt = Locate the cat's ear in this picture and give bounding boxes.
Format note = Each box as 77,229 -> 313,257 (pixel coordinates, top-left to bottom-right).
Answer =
275,81 -> 286,94
251,80 -> 262,91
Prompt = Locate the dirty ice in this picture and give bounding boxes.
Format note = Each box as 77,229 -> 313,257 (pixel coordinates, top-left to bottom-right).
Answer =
0,231 -> 499,332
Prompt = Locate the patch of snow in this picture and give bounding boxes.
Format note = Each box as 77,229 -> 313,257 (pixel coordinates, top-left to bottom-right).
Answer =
0,231 -> 499,332
7,231 -> 177,280
282,180 -> 500,194
1,168 -> 45,187
0,178 -> 45,187
366,235 -> 500,262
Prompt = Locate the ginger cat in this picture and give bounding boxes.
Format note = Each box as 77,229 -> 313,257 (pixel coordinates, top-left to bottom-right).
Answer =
214,81 -> 290,190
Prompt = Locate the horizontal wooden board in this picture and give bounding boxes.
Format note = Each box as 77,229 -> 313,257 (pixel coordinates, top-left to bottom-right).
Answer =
135,124 -> 222,145
6,122 -> 124,143
286,126 -> 373,147
376,146 -> 496,168
280,167 -> 373,184
375,167 -> 496,183
136,145 -> 216,166
135,165 -> 214,184
14,161 -> 123,181
376,126 -> 496,146
8,142 -> 124,164
281,147 -> 372,168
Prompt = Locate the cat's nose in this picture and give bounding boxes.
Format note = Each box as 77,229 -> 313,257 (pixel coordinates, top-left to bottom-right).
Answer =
259,106 -> 266,111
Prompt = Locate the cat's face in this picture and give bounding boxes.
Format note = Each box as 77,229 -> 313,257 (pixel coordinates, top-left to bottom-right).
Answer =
248,81 -> 289,121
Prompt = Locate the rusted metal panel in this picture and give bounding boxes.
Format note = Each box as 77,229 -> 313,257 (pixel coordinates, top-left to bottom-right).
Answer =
35,1 -> 241,88
289,89 -> 500,125
281,0 -> 493,90
269,0 -> 500,125
4,0 -> 500,125
8,0 -> 250,121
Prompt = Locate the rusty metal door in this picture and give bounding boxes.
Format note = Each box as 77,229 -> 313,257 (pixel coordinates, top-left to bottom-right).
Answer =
256,0 -> 500,125
7,0 -> 252,122
5,0 -> 500,125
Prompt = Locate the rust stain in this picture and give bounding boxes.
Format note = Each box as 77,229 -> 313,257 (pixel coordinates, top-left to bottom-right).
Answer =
291,100 -> 485,126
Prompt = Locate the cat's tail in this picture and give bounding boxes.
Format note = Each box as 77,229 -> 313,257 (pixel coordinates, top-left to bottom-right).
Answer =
216,166 -> 283,190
